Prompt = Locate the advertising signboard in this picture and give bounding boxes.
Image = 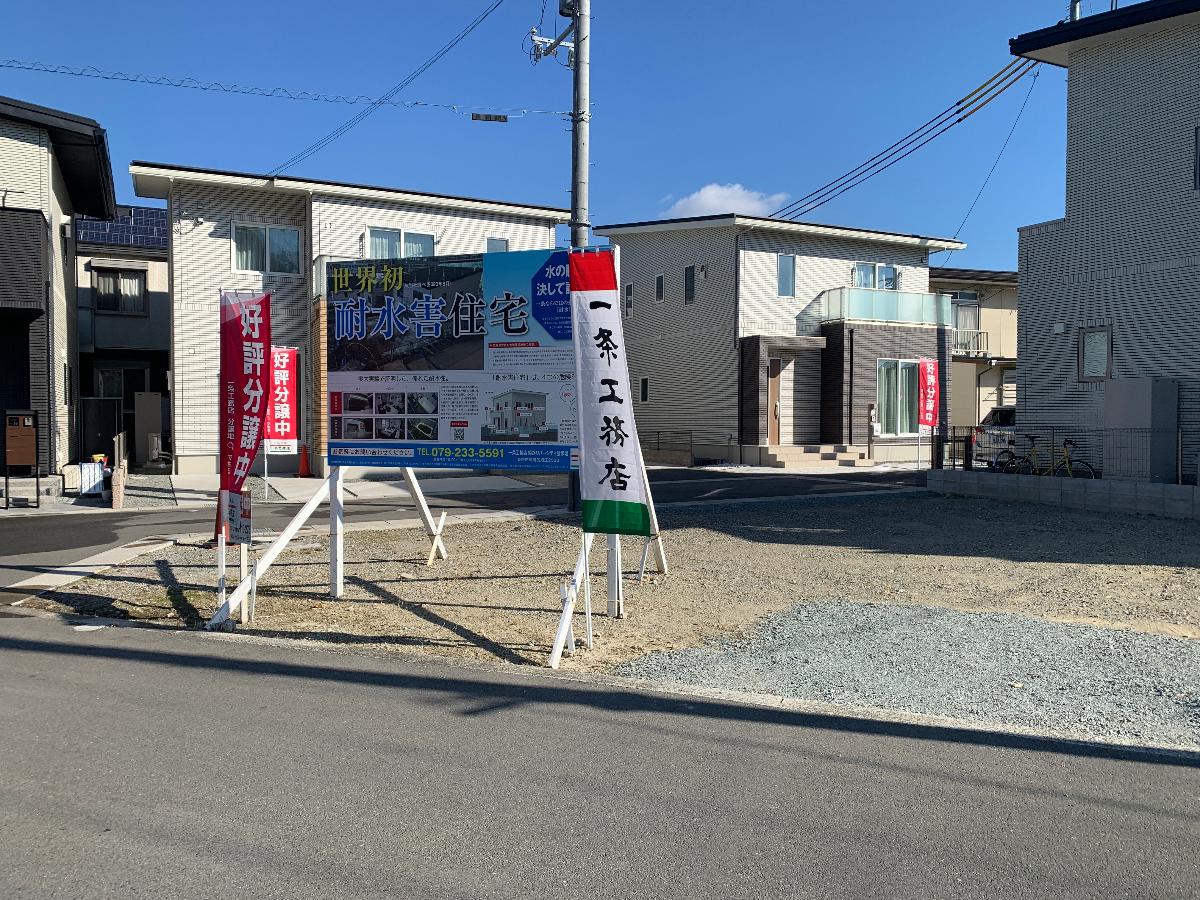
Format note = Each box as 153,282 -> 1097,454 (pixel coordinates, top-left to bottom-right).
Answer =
226,489 -> 252,545
325,251 -> 577,471
264,346 -> 299,455
918,357 -> 940,435
219,290 -> 271,493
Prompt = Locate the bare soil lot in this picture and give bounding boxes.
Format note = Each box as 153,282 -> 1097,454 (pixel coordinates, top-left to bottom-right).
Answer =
28,494 -> 1200,671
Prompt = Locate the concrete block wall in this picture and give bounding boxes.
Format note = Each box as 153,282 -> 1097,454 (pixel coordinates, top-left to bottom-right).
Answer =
927,469 -> 1200,520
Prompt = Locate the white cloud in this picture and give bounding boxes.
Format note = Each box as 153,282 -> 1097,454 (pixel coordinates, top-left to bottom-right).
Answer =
664,183 -> 789,218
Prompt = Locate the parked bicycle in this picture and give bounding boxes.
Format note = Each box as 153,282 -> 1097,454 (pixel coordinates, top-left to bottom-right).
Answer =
1002,435 -> 1097,478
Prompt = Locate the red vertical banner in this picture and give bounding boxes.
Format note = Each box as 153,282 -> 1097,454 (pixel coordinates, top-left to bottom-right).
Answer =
219,291 -> 272,493
263,346 -> 299,454
918,357 -> 940,434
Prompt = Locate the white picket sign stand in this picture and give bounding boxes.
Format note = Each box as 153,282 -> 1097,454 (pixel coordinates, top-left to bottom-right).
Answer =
208,466 -> 446,629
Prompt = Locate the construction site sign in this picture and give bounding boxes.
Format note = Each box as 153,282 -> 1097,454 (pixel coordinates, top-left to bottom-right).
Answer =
325,251 -> 577,471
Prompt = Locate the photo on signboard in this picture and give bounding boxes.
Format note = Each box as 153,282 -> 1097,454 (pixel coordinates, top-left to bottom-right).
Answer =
342,417 -> 374,440
376,418 -> 405,440
327,257 -> 486,372
374,393 -> 406,416
407,418 -> 438,441
407,392 -> 439,416
481,389 -> 557,443
343,393 -> 373,413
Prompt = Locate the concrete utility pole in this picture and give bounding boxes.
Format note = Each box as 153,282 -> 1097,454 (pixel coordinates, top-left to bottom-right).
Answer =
570,0 -> 590,249
531,0 -> 590,509
530,0 -> 590,247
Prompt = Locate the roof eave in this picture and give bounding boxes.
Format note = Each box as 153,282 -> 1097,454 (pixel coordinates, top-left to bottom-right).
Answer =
597,214 -> 965,251
1010,0 -> 1200,67
129,162 -> 569,223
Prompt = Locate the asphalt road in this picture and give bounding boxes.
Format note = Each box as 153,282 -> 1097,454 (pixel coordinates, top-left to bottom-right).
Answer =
0,469 -> 921,591
0,611 -> 1196,899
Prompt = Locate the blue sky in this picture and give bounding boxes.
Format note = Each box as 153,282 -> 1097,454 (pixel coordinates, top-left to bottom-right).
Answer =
1,0 -> 1083,269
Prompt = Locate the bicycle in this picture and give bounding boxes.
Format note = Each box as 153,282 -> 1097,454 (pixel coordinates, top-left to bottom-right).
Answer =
1003,435 -> 1097,478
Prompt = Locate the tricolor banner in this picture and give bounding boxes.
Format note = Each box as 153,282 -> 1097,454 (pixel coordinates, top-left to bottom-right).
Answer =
570,251 -> 653,536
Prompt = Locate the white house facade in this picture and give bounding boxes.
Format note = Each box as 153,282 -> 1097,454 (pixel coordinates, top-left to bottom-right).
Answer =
595,214 -> 964,466
131,162 -> 568,474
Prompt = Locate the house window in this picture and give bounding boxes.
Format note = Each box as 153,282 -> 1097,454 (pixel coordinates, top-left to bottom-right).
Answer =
950,291 -> 980,331
486,237 -> 509,253
96,368 -> 123,400
234,224 -> 300,274
684,265 -> 696,304
777,254 -> 795,297
639,377 -> 649,402
1078,325 -> 1112,382
404,232 -> 435,258
624,282 -> 633,316
854,262 -> 899,290
368,227 -> 402,258
876,359 -> 919,435
654,274 -> 664,302
94,268 -> 146,314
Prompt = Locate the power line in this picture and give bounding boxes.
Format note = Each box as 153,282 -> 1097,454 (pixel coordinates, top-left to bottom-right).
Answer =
772,58 -> 1027,220
0,56 -> 565,118
772,59 -> 1039,221
270,0 -> 510,175
939,67 -> 1041,263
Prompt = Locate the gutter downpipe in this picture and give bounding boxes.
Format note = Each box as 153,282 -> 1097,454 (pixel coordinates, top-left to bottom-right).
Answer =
734,227 -> 743,460
848,327 -> 855,446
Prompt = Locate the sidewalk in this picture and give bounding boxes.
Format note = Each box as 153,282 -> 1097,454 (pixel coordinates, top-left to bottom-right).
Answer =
171,471 -> 536,505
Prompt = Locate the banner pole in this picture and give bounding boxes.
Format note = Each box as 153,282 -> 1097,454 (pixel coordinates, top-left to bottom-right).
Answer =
606,533 -> 624,618
216,488 -> 228,610
264,451 -> 269,501
329,465 -> 344,598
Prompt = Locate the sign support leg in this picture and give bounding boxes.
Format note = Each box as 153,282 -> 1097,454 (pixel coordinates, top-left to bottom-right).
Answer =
638,454 -> 669,576
239,542 -> 249,624
403,467 -> 448,562
330,465 -> 344,598
582,532 -> 593,650
606,533 -> 624,618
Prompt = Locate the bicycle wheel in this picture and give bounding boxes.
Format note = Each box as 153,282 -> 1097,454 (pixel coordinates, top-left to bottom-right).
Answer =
1053,459 -> 1097,479
992,449 -> 1015,471
1005,456 -> 1031,475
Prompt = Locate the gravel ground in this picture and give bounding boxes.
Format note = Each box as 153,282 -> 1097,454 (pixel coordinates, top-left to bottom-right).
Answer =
28,493 -> 1200,745
615,602 -> 1200,748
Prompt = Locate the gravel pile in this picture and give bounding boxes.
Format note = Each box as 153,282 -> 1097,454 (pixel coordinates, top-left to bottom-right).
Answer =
616,601 -> 1200,748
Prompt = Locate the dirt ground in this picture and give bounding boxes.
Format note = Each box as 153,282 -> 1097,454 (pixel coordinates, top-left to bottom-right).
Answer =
27,494 -> 1200,671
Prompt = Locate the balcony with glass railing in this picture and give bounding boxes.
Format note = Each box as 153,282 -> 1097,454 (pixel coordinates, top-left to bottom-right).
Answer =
742,286 -> 956,338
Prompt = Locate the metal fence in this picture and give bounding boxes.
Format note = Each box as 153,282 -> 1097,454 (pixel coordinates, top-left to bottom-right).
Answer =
939,425 -> 1190,483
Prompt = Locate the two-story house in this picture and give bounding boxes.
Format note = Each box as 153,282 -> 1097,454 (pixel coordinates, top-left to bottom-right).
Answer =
1012,0 -> 1200,482
594,213 -> 964,466
130,162 -> 569,475
0,95 -> 115,477
929,267 -> 1019,428
74,205 -> 171,467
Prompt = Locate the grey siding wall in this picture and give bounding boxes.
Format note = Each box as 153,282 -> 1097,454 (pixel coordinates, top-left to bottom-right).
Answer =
606,228 -> 739,450
821,321 -> 950,446
79,254 -> 171,351
739,231 -> 930,337
169,183 -> 310,469
0,209 -> 49,471
1017,21 -> 1200,482
48,153 -> 75,468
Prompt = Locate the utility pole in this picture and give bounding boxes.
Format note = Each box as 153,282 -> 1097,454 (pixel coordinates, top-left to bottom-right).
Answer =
569,0 -> 590,249
531,0 -> 590,509
531,0 -> 589,248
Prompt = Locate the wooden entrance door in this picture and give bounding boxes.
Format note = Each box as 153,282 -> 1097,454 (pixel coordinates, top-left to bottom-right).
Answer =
767,357 -> 782,445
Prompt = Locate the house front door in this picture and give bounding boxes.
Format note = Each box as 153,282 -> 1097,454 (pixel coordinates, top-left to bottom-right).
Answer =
767,357 -> 782,445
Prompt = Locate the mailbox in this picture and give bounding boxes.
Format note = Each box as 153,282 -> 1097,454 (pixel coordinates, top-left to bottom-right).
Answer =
5,409 -> 38,469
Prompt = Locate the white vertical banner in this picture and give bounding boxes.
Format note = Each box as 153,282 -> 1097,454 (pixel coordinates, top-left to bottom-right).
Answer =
570,250 -> 653,536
